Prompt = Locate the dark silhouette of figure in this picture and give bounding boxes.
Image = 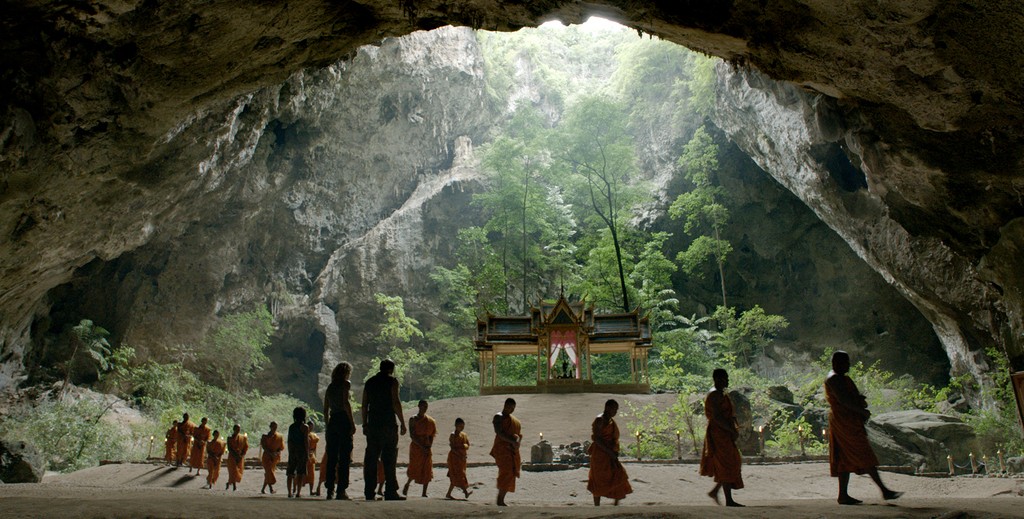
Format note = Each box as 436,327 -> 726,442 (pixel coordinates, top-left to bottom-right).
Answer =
361,359 -> 407,501
826,350 -> 902,505
323,361 -> 356,500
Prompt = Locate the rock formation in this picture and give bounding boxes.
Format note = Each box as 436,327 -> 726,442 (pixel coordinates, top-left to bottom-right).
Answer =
1,2 -> 1022,400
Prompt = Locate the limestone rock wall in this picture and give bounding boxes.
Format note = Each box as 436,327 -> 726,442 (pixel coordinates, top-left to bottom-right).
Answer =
712,66 -> 1009,392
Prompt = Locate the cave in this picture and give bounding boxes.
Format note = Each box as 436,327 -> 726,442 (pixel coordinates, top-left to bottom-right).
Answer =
1,1 -> 1022,408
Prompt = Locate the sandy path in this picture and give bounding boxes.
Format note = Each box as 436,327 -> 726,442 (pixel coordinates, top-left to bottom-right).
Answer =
2,461 -> 1021,518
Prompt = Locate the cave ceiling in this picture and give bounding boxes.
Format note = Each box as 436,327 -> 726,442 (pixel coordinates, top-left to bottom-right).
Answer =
1,0 -> 1022,384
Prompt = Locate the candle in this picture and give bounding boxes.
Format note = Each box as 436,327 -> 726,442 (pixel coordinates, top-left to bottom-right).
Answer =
758,425 -> 765,456
798,425 -> 805,457
948,454 -> 954,476
539,432 -> 543,441
675,430 -> 682,460
970,452 -> 977,475
147,435 -> 154,458
998,449 -> 1006,473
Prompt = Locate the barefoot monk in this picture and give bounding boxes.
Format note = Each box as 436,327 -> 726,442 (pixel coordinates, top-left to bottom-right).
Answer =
826,350 -> 902,505
700,368 -> 744,507
490,397 -> 521,507
587,399 -> 632,506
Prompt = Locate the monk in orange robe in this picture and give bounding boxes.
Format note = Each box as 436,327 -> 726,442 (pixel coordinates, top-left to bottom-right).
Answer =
226,424 -> 248,491
402,400 -> 437,497
700,368 -> 744,507
445,417 -> 472,500
305,420 -> 319,495
190,417 -> 211,475
164,420 -> 179,464
205,430 -> 226,489
260,421 -> 285,494
375,457 -> 385,496
826,350 -> 902,505
587,399 -> 632,506
489,397 -> 521,506
176,413 -> 196,467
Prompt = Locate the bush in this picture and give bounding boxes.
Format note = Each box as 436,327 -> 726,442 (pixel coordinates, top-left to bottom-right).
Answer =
0,398 -> 134,472
765,416 -> 826,457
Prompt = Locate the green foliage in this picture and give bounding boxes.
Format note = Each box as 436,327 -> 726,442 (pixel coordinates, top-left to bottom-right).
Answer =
496,355 -> 537,387
620,395 -> 707,460
712,305 -> 789,367
765,415 -> 827,457
670,125 -> 731,305
590,353 -> 632,385
649,315 -> 716,391
423,324 -> 479,400
197,307 -> 274,395
0,398 -> 133,472
62,319 -> 112,397
965,348 -> 1024,454
375,293 -> 424,346
686,54 -> 718,119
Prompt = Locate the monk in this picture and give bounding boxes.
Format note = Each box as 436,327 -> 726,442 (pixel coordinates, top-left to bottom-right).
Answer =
445,417 -> 472,500
402,399 -> 437,497
489,397 -> 522,506
205,430 -> 226,489
176,413 -> 196,467
260,421 -> 285,494
700,368 -> 744,507
587,399 -> 632,506
190,417 -> 211,476
305,420 -> 319,496
164,420 -> 179,464
226,424 -> 248,491
826,350 -> 902,505
286,407 -> 311,498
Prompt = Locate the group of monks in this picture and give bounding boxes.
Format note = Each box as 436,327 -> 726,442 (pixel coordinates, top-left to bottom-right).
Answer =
162,415 -> 248,491
160,350 -> 902,507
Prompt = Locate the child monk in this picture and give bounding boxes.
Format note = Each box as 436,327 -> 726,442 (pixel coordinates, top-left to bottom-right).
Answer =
176,413 -> 196,467
226,424 -> 248,491
164,420 -> 179,464
826,350 -> 902,505
445,417 -> 472,500
286,407 -> 311,498
587,399 -> 632,506
402,399 -> 437,497
205,430 -> 226,489
489,397 -> 522,506
305,420 -> 319,496
700,368 -> 744,507
190,417 -> 211,476
260,421 -> 285,494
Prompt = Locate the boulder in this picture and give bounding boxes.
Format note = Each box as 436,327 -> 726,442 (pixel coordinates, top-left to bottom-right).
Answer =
530,440 -> 554,464
866,411 -> 977,473
727,389 -> 759,455
767,385 -> 794,405
0,440 -> 44,483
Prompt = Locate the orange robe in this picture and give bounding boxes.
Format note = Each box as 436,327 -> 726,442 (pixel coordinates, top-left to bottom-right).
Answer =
699,390 -> 744,489
261,432 -> 284,486
190,424 -> 211,469
227,433 -> 248,484
489,413 -> 521,492
446,431 -> 469,489
206,438 -> 226,486
377,458 -> 385,485
587,416 -> 633,500
407,415 -> 437,484
826,373 -> 879,476
164,426 -> 178,462
318,451 -> 328,485
176,420 -> 196,465
304,432 -> 319,485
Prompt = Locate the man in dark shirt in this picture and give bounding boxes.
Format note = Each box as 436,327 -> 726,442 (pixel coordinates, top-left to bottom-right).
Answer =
362,358 -> 407,501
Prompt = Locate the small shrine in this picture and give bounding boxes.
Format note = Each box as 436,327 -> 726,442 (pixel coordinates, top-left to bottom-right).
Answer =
474,293 -> 652,394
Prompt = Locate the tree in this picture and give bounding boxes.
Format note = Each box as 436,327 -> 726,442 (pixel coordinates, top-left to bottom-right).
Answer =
712,305 -> 789,367
669,125 -> 732,307
559,95 -> 640,312
62,319 -> 112,400
201,307 -> 275,395
373,293 -> 426,398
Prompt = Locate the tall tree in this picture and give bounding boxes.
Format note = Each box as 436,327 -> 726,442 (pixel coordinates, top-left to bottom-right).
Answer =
558,96 -> 639,312
669,125 -> 732,307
